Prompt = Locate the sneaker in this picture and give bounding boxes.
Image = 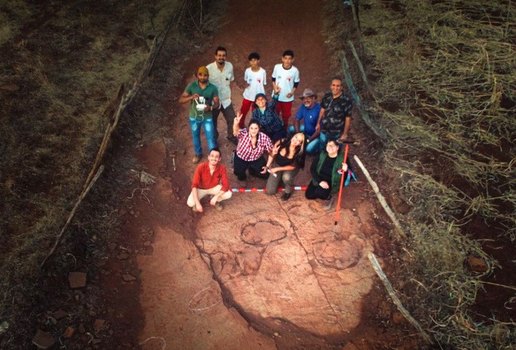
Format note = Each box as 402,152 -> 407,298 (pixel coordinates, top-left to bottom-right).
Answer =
215,202 -> 223,211
226,135 -> 238,145
192,154 -> 201,164
281,192 -> 292,201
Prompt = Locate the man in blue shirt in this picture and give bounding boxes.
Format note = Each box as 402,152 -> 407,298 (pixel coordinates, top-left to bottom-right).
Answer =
288,88 -> 321,154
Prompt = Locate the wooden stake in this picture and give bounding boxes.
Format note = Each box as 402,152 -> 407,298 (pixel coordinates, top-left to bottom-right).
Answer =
368,252 -> 432,343
353,155 -> 405,239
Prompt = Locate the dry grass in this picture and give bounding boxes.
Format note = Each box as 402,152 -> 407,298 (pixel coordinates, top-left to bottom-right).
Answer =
324,0 -> 515,348
0,0 -> 183,346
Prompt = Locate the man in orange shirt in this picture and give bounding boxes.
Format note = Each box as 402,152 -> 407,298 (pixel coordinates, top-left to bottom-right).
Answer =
187,148 -> 232,212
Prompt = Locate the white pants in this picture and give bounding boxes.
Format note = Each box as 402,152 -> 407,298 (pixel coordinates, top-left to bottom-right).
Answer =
187,184 -> 232,207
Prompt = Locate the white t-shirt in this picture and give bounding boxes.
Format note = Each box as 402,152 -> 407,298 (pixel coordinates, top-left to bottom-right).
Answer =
271,64 -> 300,102
206,61 -> 234,108
243,67 -> 267,101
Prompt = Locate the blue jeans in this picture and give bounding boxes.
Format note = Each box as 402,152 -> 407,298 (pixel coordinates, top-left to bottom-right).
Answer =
306,132 -> 329,154
189,116 -> 217,156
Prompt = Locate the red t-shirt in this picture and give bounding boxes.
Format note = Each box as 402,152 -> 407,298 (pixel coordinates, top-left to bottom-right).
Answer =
191,162 -> 230,192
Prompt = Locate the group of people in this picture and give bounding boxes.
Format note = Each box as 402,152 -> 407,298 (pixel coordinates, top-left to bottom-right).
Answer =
182,47 -> 354,212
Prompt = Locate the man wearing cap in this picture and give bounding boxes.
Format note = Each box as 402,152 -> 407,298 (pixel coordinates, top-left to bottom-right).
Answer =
179,66 -> 220,164
250,86 -> 286,143
314,78 -> 354,150
288,88 -> 321,154
206,46 -> 238,145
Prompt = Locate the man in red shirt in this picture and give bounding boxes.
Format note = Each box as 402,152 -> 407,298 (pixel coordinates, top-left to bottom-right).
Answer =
187,148 -> 232,212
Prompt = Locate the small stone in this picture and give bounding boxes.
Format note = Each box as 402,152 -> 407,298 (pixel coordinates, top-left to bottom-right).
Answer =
467,255 -> 488,273
0,84 -> 20,92
93,319 -> 106,333
117,251 -> 130,260
392,311 -> 405,324
63,326 -> 75,338
53,309 -> 67,320
143,240 -> 152,247
273,332 -> 279,337
122,273 -> 137,282
68,272 -> 87,289
0,321 -> 8,334
32,329 -> 55,349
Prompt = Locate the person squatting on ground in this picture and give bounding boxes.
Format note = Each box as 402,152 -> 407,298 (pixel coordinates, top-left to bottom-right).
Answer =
239,52 -> 267,128
179,66 -> 219,164
305,139 -> 348,208
263,133 -> 306,201
250,90 -> 287,143
232,114 -> 273,182
206,46 -> 238,145
288,88 -> 321,154
312,77 -> 354,152
187,148 -> 232,212
272,50 -> 300,129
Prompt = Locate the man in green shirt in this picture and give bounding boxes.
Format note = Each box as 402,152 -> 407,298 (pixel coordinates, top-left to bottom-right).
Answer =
179,66 -> 220,164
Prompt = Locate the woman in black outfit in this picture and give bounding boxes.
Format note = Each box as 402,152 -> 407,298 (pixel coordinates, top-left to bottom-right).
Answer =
263,132 -> 306,201
305,139 -> 348,202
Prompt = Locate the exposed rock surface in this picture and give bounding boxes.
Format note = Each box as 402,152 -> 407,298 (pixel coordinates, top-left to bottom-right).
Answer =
194,193 -> 375,336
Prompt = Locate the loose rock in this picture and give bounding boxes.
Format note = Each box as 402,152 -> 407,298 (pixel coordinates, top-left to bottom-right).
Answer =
32,329 -> 55,349
467,255 -> 488,273
68,272 -> 87,289
122,273 -> 137,282
63,326 -> 75,338
93,319 -> 106,333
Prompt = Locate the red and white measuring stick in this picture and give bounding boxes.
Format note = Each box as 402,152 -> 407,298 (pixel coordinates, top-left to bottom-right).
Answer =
231,186 -> 307,193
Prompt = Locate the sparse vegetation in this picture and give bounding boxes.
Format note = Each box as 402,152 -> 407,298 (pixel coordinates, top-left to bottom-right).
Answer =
0,0 -> 184,347
324,0 -> 514,348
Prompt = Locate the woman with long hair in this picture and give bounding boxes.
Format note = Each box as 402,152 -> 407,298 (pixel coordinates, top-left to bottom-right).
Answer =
263,132 -> 306,201
232,113 -> 273,182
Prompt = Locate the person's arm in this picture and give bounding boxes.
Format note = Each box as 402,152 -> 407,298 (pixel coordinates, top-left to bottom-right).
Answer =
286,82 -> 299,99
286,70 -> 300,98
270,164 -> 295,174
315,106 -> 326,133
233,113 -> 243,136
211,95 -> 220,111
262,141 -> 280,173
191,187 -> 203,212
339,99 -> 355,140
339,117 -> 351,141
179,90 -> 199,104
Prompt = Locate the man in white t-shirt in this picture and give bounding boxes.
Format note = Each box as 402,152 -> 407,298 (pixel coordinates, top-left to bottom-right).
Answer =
272,49 -> 300,129
239,52 -> 267,128
206,46 -> 238,144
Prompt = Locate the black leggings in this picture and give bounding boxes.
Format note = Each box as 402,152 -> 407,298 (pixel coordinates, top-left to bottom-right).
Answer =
305,181 -> 332,200
233,153 -> 268,181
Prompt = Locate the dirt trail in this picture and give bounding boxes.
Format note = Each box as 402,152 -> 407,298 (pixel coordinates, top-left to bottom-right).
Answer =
132,1 -> 389,349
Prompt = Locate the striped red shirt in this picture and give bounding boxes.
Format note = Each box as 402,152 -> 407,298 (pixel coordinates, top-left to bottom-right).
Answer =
236,129 -> 273,161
